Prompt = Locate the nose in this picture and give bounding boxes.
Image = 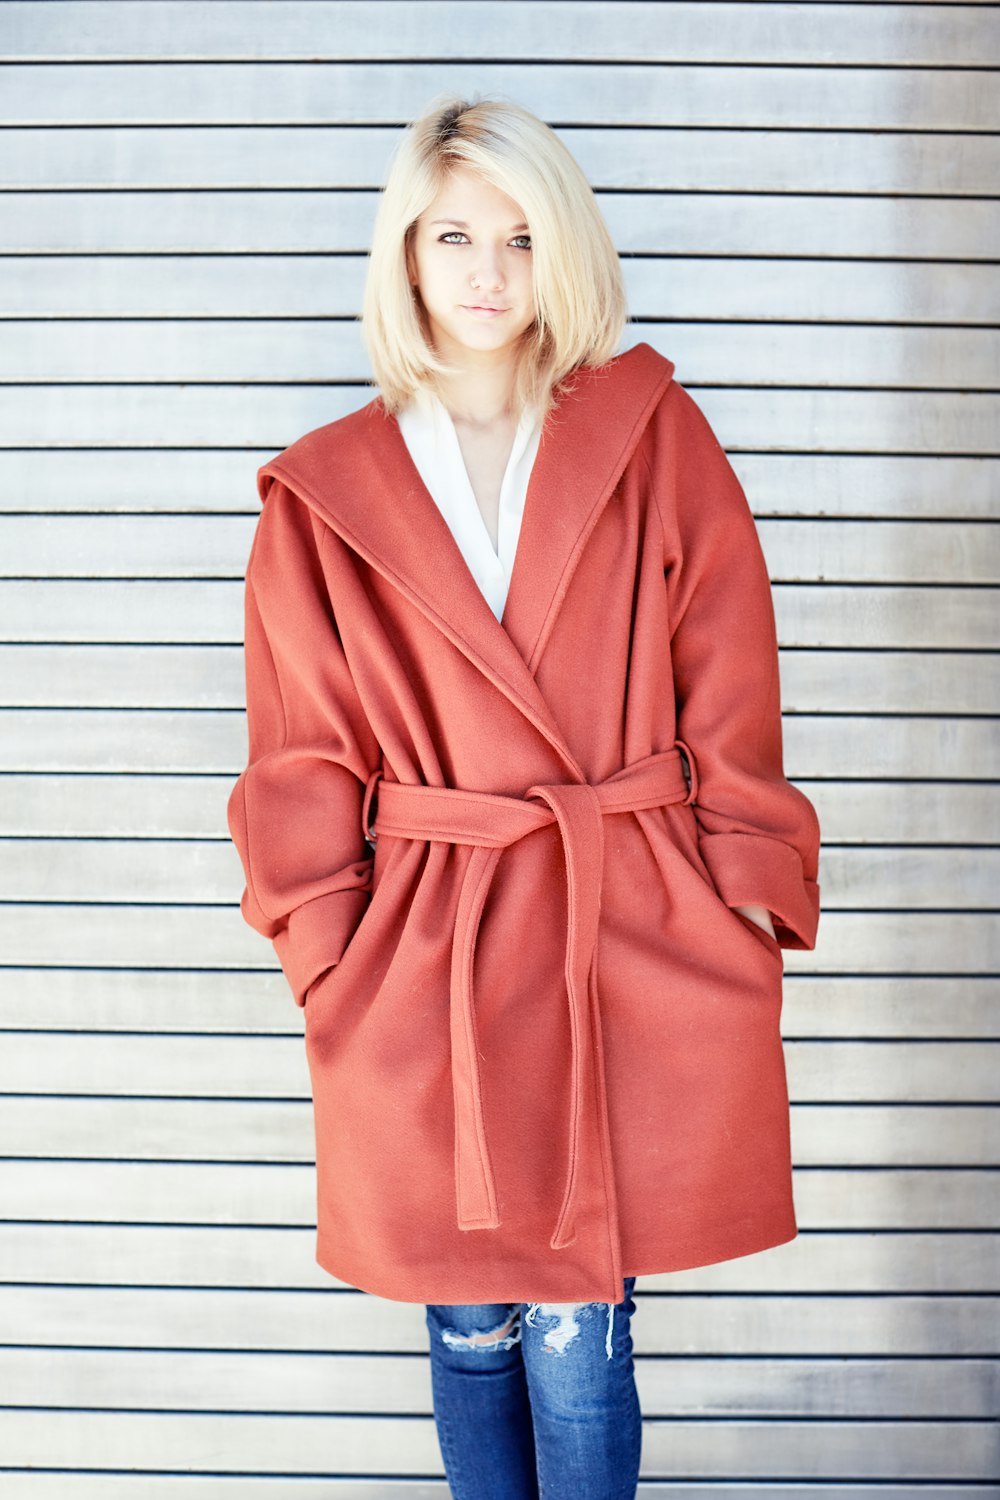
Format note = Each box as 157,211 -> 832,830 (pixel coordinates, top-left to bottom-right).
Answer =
471,246 -> 504,290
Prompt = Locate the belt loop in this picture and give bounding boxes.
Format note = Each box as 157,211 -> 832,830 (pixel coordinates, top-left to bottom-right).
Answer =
362,765 -> 383,843
673,738 -> 699,805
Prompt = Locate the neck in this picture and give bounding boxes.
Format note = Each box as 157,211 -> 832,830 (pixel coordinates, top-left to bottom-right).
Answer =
438,373 -> 517,429
429,338 -> 522,429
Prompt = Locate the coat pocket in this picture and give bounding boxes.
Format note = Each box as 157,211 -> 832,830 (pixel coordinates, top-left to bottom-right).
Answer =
731,907 -> 784,963
664,802 -> 783,968
302,834 -> 408,1031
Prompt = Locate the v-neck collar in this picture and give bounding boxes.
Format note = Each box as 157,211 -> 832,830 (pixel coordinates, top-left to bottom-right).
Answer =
396,385 -> 544,619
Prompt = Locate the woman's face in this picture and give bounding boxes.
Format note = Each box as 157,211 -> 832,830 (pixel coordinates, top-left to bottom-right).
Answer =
407,165 -> 537,363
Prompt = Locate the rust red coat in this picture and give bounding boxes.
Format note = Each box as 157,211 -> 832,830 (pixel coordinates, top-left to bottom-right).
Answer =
227,341 -> 821,1305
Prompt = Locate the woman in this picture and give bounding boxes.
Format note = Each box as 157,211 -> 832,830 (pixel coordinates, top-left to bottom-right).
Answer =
227,95 -> 821,1499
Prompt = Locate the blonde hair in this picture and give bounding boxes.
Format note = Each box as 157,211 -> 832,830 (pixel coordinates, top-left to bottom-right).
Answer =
359,94 -> 629,425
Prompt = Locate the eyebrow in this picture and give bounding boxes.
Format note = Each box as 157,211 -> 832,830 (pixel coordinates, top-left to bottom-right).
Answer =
430,219 -> 529,232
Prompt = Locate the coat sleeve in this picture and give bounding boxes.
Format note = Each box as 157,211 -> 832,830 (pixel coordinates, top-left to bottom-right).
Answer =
226,477 -> 380,1006
659,384 -> 821,950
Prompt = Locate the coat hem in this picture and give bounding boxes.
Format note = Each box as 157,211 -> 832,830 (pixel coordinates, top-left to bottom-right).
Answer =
621,1219 -> 799,1283
312,1216 -> 799,1304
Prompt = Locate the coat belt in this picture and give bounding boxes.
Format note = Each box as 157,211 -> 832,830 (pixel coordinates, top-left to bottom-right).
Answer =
361,743 -> 698,1251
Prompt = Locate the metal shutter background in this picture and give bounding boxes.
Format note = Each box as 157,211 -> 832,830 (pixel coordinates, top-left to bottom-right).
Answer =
0,2 -> 997,1492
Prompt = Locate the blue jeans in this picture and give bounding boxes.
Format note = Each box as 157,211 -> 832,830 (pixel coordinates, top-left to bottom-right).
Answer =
424,1276 -> 641,1499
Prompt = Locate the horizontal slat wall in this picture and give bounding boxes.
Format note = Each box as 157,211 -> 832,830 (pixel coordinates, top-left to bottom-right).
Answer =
0,2 -> 997,1495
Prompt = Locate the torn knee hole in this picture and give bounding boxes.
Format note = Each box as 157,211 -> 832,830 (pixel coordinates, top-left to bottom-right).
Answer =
524,1301 -> 587,1356
439,1307 -> 521,1352
524,1300 -> 616,1359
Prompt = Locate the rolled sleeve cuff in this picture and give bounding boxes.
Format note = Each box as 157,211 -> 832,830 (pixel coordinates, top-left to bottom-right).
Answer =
698,831 -> 820,950
269,887 -> 372,1007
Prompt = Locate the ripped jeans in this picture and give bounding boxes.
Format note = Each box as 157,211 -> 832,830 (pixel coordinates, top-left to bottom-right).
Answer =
424,1277 -> 640,1499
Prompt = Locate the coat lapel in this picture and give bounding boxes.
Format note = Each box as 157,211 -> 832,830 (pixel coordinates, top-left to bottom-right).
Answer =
258,341 -> 675,765
499,343 -> 675,670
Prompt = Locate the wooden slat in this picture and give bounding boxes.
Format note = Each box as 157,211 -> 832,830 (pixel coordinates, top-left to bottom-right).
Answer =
3,133 -> 995,201
3,253 -> 995,330
0,711 -> 995,786
52,66 -> 1000,137
1,1347 -> 997,1418
2,384 -> 997,452
4,319 -> 997,389
0,967 -> 300,1032
0,1284 -> 996,1354
0,450 -> 993,520
0,646 -> 251,705
3,515 -> 997,584
2,1034 -> 997,1104
0,903 -> 996,974
0,775 -> 996,848
0,827 -> 455,898
1,1485 -> 997,1500
0,582 -> 246,642
0,705 -> 250,771
0,773 -> 247,836
0,449 -> 271,514
0,1224 -> 995,1294
0,969 -> 995,1040
0,710 -> 991,779
3,1483 -> 995,1500
807,848 -> 1000,908
4,644 -> 998,716
2,1096 -> 996,1166
1,838 -> 996,911
0,31 -> 992,141
6,510 -> 348,575
0,1408 -> 997,1480
772,587 -> 1000,650
2,5 -> 997,69
4,581 -> 1000,649
2,255 -> 996,326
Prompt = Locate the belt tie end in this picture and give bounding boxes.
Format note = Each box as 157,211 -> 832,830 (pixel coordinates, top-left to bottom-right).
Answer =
369,747 -> 693,1250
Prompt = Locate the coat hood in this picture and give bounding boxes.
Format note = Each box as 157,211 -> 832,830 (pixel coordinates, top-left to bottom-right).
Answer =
256,341 -> 675,771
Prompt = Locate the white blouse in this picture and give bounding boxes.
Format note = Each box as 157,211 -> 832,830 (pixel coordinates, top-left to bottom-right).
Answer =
397,385 -> 544,622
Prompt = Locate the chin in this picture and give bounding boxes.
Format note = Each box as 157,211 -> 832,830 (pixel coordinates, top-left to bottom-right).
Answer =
431,311 -> 531,351
444,330 -> 523,358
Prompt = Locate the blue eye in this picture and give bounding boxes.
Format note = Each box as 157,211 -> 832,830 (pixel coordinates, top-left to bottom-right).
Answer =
437,232 -> 531,250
